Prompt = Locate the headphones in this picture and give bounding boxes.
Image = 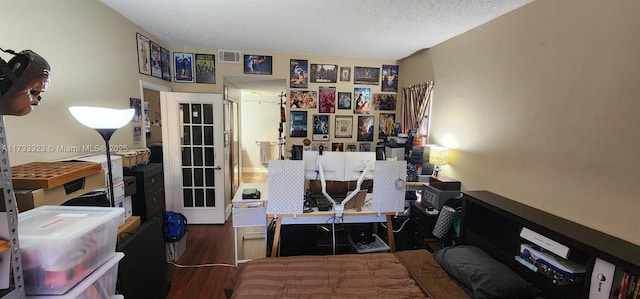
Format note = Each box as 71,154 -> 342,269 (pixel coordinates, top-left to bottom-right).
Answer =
0,48 -> 51,116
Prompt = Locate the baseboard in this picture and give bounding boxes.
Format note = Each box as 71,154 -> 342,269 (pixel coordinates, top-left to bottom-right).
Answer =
242,167 -> 268,174
225,203 -> 232,220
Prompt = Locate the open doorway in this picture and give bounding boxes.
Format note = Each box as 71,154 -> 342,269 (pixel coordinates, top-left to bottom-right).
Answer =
139,81 -> 170,163
224,76 -> 286,182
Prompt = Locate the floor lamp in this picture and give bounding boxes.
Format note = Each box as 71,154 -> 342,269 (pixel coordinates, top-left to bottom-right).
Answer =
69,106 -> 134,207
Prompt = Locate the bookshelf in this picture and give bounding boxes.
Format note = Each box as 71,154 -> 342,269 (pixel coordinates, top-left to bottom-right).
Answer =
461,191 -> 640,298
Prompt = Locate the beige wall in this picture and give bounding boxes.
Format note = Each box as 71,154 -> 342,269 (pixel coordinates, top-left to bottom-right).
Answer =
1,0 -> 171,165
7,0 -> 636,247
2,1 -> 397,168
414,0 -> 640,245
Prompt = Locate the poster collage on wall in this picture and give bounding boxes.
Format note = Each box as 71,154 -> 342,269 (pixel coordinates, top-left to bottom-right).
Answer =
136,32 -> 216,84
288,59 -> 400,152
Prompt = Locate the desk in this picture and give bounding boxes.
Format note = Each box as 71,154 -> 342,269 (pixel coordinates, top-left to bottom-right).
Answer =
268,196 -> 399,257
232,182 -> 268,265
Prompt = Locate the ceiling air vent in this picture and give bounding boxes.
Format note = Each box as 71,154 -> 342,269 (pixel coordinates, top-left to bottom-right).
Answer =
218,49 -> 241,64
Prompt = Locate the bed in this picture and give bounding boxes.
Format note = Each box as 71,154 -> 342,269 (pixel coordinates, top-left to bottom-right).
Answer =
224,249 -> 468,299
226,190 -> 628,299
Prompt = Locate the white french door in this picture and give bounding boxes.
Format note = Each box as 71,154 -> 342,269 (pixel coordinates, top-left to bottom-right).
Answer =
161,92 -> 225,224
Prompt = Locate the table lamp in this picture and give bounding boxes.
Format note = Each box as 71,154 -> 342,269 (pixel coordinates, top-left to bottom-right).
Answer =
69,106 -> 134,207
428,146 -> 449,177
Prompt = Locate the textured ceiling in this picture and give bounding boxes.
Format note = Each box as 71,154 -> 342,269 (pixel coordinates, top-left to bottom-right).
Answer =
100,0 -> 533,60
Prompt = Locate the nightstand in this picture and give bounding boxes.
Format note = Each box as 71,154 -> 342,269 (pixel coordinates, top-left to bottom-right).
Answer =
409,200 -> 441,252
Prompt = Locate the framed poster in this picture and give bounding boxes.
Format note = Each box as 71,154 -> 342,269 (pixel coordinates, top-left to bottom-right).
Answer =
136,33 -> 151,75
312,142 -> 330,151
372,93 -> 397,110
244,55 -> 272,75
290,111 -> 308,137
338,92 -> 352,110
335,115 -> 353,138
353,66 -> 380,85
149,41 -> 162,78
134,126 -> 142,144
310,64 -> 337,83
289,90 -> 317,109
358,143 -> 372,152
332,143 -> 344,152
130,98 -> 142,122
345,142 -> 357,152
290,59 -> 308,89
379,113 -> 395,139
160,47 -> 171,81
195,53 -> 216,84
173,52 -> 194,83
381,65 -> 399,92
312,114 -> 330,141
340,66 -> 351,82
357,115 -> 374,142
318,86 -> 336,113
353,87 -> 371,114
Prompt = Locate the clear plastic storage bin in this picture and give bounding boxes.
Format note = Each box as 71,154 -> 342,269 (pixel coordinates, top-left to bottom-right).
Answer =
27,252 -> 124,299
18,205 -> 124,295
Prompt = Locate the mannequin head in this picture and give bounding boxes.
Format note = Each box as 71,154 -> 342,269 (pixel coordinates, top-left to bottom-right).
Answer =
0,49 -> 51,116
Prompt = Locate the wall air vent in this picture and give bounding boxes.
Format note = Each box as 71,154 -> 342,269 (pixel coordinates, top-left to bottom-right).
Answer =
218,49 -> 241,64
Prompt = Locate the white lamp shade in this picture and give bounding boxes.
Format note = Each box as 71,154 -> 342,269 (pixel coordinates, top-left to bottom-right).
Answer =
69,106 -> 135,129
429,146 -> 449,166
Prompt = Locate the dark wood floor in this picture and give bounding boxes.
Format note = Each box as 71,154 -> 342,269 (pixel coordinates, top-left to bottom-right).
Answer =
166,173 -> 267,299
166,222 -> 237,299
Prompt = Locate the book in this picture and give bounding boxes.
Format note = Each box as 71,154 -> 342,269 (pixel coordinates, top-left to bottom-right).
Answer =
609,269 -> 626,299
632,275 -> 640,299
627,274 -> 637,299
520,227 -> 570,258
589,257 -> 616,299
619,273 -> 630,299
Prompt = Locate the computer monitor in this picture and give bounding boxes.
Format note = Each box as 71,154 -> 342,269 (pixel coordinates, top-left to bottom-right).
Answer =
344,152 -> 376,181
303,150 -> 345,181
303,150 -> 319,180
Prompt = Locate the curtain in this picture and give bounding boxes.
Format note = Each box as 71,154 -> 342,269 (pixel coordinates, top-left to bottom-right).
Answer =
401,81 -> 434,137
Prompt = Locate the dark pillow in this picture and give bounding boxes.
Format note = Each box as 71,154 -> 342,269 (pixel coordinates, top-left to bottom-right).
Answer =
433,245 -> 540,299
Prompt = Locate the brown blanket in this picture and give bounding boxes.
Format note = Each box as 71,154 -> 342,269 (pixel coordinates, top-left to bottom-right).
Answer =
225,250 -> 468,299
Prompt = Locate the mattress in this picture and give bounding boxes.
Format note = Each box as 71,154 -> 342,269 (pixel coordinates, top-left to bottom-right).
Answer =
225,249 -> 468,299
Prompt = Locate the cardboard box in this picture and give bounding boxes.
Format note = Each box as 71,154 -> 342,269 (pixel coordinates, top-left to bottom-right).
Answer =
428,176 -> 461,191
15,170 -> 106,212
117,216 -> 141,243
165,233 -> 187,262
344,189 -> 367,211
74,154 -> 124,186
96,180 -> 125,200
114,195 -> 133,221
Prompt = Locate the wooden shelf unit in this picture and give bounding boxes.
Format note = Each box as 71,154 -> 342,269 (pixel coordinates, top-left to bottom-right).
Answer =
461,191 -> 640,298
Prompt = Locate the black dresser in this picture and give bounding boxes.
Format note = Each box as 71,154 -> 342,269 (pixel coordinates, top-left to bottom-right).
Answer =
409,200 -> 439,251
123,163 -> 165,224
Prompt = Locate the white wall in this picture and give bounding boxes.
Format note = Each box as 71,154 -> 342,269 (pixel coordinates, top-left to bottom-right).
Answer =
240,92 -> 282,173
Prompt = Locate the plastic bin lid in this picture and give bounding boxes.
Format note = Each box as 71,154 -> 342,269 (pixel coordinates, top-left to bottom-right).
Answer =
18,205 -> 124,246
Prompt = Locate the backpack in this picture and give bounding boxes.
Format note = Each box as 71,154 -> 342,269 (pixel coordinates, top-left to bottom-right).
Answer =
164,211 -> 187,241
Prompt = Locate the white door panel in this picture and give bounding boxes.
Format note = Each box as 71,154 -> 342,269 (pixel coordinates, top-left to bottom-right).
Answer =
161,92 -> 225,224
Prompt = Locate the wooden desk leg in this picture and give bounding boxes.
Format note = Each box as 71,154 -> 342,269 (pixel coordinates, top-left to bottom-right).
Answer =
270,217 -> 282,257
386,215 -> 396,252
